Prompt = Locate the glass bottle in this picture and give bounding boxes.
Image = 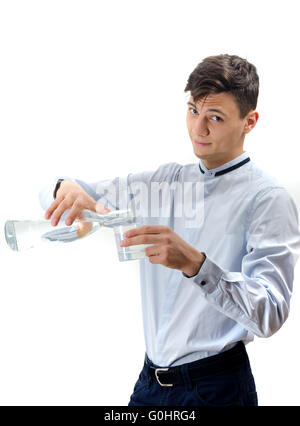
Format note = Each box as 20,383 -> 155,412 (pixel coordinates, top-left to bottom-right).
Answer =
4,208 -> 147,261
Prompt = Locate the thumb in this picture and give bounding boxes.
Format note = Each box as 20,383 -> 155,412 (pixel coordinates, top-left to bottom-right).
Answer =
77,221 -> 93,237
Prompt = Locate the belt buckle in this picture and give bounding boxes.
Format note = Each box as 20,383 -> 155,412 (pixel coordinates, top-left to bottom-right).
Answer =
154,368 -> 173,387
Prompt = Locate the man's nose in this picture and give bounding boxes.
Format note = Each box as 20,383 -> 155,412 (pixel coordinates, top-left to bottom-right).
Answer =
194,115 -> 209,137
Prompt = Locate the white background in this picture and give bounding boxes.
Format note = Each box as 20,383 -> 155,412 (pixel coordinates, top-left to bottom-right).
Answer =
0,0 -> 300,406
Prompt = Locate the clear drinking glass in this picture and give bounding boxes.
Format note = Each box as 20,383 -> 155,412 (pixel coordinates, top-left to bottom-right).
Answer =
114,221 -> 147,262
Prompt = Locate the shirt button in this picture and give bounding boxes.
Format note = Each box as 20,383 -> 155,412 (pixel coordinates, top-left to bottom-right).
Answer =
200,280 -> 206,286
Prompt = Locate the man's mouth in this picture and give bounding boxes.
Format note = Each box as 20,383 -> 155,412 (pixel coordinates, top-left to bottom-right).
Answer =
194,141 -> 212,146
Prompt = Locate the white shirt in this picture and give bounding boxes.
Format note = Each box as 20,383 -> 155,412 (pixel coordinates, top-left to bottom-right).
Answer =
39,151 -> 300,367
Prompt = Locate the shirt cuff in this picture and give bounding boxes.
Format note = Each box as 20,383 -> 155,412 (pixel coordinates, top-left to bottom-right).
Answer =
53,179 -> 64,199
182,255 -> 224,293
182,252 -> 206,278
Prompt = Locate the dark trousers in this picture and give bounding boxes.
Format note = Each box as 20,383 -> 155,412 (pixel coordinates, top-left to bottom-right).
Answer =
128,342 -> 258,406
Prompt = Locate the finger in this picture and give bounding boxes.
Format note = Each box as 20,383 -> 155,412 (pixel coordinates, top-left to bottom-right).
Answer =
65,201 -> 88,226
148,253 -> 163,264
124,225 -> 170,238
50,198 -> 72,226
120,234 -> 161,247
44,195 -> 65,220
145,244 -> 160,257
95,202 -> 111,214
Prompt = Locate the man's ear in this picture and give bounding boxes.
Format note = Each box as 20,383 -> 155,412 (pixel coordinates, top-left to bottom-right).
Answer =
244,111 -> 259,134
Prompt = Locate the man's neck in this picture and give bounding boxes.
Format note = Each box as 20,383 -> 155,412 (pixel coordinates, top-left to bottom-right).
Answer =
202,150 -> 244,170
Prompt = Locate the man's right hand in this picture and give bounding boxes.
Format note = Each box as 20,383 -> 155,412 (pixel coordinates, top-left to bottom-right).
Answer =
44,180 -> 111,227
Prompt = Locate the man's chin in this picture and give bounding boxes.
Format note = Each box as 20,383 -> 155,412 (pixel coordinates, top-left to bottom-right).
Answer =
193,151 -> 210,160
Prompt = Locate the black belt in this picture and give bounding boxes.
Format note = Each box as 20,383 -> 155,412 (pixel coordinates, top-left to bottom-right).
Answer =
146,341 -> 248,387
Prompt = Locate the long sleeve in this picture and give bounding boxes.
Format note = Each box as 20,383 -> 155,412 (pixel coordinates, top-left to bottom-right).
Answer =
38,174 -> 124,212
38,162 -> 183,213
183,187 -> 300,338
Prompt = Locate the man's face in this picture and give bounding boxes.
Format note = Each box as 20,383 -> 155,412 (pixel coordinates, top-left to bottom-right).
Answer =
186,92 -> 258,169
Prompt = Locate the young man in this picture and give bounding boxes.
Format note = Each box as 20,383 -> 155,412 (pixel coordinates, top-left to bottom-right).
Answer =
40,54 -> 300,406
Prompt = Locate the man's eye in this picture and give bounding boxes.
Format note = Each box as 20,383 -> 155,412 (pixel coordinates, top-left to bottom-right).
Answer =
189,108 -> 198,115
211,116 -> 222,122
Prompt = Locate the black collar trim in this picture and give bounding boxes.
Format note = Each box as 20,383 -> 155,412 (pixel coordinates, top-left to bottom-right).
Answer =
199,157 -> 250,177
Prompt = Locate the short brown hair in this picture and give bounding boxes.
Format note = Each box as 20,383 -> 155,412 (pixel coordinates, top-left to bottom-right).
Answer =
184,54 -> 259,118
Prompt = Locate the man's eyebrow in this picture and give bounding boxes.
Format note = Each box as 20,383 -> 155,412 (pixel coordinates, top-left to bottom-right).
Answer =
187,102 -> 227,117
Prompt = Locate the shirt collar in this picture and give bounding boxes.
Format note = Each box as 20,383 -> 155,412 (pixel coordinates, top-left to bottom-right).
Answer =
199,151 -> 250,178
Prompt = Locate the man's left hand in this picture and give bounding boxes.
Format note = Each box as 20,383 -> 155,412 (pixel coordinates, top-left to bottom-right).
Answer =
120,225 -> 205,277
